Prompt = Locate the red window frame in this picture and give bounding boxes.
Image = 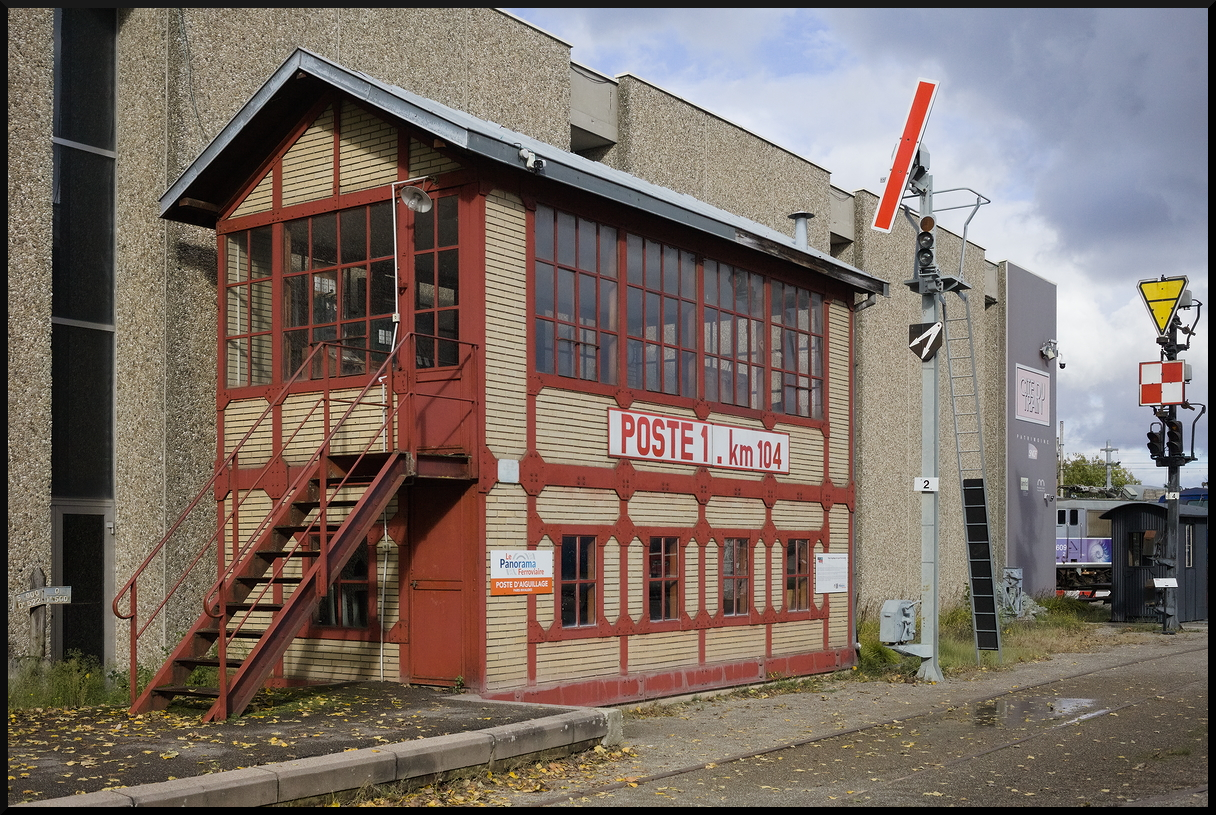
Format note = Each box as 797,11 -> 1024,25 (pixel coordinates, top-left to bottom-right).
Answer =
721,537 -> 751,617
531,203 -> 831,423
769,282 -> 825,419
533,205 -> 619,383
647,536 -> 681,622
280,202 -> 397,382
626,235 -> 697,397
559,534 -> 597,628
784,538 -> 811,611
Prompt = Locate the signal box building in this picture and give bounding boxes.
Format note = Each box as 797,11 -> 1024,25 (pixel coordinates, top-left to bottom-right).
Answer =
9,9 -> 1058,715
137,47 -> 891,713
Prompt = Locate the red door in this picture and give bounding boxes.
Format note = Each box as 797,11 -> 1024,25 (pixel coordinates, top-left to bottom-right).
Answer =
402,481 -> 473,686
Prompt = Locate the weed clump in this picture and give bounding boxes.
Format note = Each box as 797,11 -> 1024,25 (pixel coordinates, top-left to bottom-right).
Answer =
7,651 -> 126,710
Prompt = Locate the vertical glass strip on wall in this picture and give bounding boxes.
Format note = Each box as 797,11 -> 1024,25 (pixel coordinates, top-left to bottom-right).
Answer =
51,8 -> 116,499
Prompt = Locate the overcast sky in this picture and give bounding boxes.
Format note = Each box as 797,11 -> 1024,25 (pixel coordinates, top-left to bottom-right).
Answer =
506,8 -> 1208,489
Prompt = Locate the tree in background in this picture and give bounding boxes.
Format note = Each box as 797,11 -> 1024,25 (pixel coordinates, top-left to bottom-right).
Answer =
1059,453 -> 1140,497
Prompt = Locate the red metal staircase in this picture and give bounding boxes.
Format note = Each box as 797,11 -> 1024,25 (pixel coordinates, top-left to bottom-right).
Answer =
133,452 -> 410,721
113,335 -> 478,721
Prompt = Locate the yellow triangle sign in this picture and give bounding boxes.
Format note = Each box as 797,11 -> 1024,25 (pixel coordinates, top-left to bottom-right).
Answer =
1138,277 -> 1188,335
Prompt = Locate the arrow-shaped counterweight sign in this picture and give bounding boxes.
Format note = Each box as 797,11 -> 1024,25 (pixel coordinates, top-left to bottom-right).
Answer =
909,321 -> 944,361
872,79 -> 939,233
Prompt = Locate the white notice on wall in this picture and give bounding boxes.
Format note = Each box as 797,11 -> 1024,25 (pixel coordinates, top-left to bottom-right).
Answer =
814,553 -> 849,594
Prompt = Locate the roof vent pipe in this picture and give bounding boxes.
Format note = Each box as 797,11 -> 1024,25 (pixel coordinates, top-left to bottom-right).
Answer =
788,211 -> 814,250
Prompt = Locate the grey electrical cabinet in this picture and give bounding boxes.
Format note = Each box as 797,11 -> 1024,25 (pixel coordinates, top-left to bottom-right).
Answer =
880,599 -> 917,644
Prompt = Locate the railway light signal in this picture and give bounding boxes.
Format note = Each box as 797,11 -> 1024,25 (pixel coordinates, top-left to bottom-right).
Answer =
916,215 -> 936,274
1147,424 -> 1166,461
1165,419 -> 1184,459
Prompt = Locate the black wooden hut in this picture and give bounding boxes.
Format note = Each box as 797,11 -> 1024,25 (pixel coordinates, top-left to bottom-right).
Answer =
1103,502 -> 1207,623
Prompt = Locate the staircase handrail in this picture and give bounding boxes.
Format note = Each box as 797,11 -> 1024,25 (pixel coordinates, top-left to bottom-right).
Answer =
112,337 -> 406,683
112,338 -> 341,629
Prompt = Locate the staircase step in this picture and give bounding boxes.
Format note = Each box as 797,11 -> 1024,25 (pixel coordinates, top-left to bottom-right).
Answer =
256,548 -> 321,560
151,685 -> 221,699
195,629 -> 264,640
236,576 -> 303,586
290,499 -> 362,511
272,525 -> 343,537
177,657 -> 243,669
227,602 -> 284,612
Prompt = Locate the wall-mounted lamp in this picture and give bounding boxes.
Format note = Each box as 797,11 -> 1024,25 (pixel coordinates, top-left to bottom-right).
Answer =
395,175 -> 435,213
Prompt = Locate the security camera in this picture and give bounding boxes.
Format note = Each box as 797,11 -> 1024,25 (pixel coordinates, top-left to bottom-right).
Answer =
518,147 -> 545,173
1058,361 -> 1065,369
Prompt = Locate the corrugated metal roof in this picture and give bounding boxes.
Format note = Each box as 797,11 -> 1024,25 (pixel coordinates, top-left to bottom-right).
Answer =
161,48 -> 888,296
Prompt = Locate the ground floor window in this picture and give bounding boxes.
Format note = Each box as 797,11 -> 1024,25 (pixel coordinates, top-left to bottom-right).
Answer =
560,535 -> 597,627
312,536 -> 370,628
785,538 -> 810,611
722,538 -> 751,616
648,536 -> 680,621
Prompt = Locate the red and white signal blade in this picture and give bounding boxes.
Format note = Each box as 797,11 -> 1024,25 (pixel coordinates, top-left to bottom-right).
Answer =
871,79 -> 939,233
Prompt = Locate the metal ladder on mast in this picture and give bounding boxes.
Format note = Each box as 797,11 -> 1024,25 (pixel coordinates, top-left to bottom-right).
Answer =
940,289 -> 1003,661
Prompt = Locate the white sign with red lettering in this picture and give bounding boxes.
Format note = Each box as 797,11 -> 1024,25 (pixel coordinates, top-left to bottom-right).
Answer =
607,408 -> 790,474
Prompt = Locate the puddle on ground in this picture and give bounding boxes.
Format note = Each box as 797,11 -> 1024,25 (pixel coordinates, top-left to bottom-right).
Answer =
960,697 -> 1099,727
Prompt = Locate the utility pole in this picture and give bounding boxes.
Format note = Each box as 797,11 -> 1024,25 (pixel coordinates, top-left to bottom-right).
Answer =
1100,440 -> 1118,491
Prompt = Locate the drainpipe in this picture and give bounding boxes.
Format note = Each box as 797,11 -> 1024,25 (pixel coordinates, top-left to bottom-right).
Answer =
788,211 -> 814,250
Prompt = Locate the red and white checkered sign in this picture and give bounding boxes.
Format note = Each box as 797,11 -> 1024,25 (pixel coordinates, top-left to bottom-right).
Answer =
1139,360 -> 1186,406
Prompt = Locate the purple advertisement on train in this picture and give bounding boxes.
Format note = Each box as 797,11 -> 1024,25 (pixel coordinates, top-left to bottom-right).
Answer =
1055,537 -> 1112,565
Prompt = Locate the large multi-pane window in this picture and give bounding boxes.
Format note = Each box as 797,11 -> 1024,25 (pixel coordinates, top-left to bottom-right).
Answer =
703,261 -> 765,409
534,205 -> 618,382
282,203 -> 396,381
560,535 -> 597,627
627,236 -> 697,397
770,283 -> 824,419
647,537 -> 680,622
784,538 -> 810,611
223,201 -> 397,389
532,205 -> 827,419
722,538 -> 751,616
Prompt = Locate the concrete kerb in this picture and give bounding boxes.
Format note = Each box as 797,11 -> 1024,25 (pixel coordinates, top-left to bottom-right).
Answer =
13,707 -> 620,808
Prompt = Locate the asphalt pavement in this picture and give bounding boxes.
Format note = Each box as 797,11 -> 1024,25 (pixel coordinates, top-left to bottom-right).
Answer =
8,621 -> 1206,807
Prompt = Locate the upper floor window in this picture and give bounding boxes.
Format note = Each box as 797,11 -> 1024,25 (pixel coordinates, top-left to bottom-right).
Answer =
413,194 -> 461,368
534,205 -> 618,383
532,205 -> 826,419
281,202 -> 396,382
627,236 -> 697,397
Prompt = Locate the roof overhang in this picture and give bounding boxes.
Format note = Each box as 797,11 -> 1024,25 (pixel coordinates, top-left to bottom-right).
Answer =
161,49 -> 888,297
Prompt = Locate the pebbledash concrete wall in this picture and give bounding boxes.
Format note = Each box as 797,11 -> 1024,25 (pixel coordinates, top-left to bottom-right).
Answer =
7,8 -> 56,662
9,6 -> 1017,666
